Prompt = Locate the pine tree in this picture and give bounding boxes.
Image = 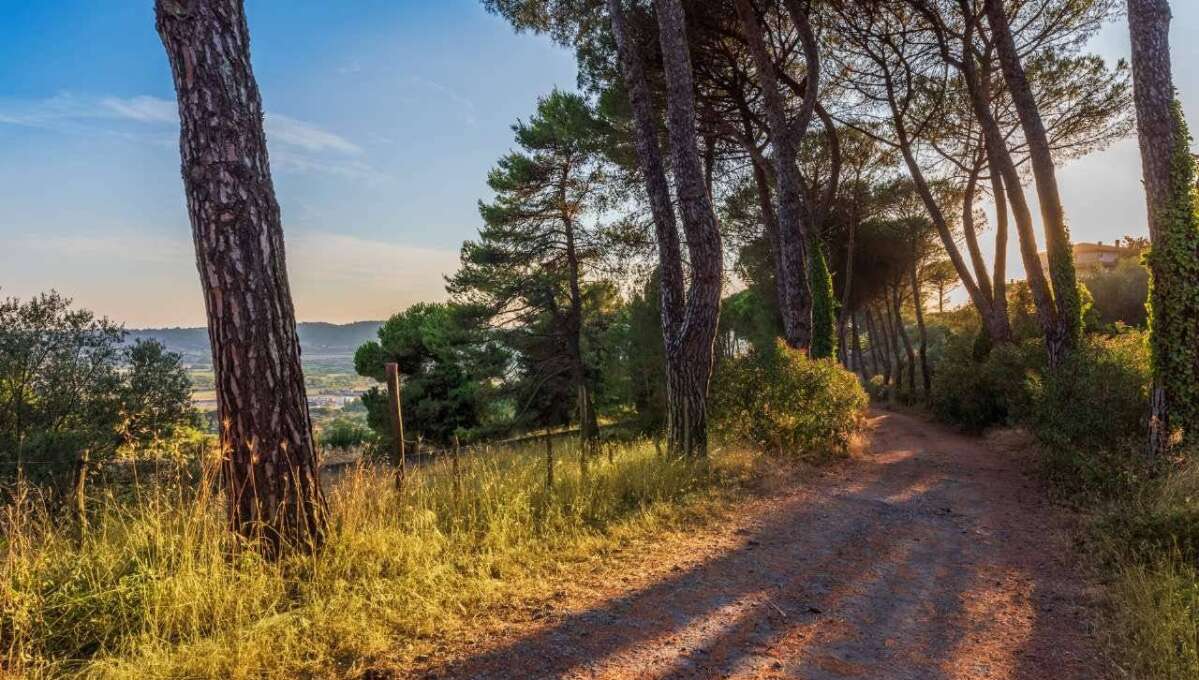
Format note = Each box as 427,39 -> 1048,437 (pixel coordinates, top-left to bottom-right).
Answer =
448,90 -> 609,441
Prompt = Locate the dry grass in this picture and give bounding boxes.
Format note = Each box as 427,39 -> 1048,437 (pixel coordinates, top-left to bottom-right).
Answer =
2,438 -> 764,678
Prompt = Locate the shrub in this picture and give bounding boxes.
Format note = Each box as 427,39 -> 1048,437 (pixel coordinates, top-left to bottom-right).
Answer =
1028,331 -> 1150,455
1027,331 -> 1151,500
318,417 -> 376,451
930,334 -> 1040,432
711,341 -> 868,458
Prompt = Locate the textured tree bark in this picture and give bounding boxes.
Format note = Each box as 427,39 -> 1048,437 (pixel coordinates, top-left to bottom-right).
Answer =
610,0 -> 722,456
750,156 -> 794,345
952,22 -> 1057,351
735,0 -> 812,349
654,0 -> 723,457
985,0 -> 1082,359
156,0 -> 326,556
988,152 -> 1010,322
1127,0 -> 1188,457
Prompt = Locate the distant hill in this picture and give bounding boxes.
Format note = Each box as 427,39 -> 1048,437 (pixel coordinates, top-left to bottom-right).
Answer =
126,321 -> 383,362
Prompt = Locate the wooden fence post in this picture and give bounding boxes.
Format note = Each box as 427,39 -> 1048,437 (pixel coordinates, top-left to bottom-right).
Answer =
452,434 -> 462,500
385,362 -> 406,491
544,432 -> 554,490
73,448 -> 90,538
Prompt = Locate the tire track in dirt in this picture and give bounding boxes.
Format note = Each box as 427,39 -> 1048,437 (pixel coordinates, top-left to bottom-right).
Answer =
420,409 -> 1101,679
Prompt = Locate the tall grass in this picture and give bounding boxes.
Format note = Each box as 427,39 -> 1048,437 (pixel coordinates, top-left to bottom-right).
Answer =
1090,458 -> 1199,679
2,438 -> 760,678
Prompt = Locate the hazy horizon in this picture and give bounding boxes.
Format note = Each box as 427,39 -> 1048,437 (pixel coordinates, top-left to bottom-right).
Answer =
2,1 -> 1197,327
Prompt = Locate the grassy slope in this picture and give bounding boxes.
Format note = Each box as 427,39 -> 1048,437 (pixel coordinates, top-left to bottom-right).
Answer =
2,439 -> 767,678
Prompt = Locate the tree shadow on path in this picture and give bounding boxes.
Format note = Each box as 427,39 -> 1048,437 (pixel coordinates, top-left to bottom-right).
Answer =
418,410 -> 1099,680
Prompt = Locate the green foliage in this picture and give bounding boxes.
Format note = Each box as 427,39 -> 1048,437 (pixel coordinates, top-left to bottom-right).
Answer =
1084,460 -> 1199,679
1146,100 -> 1199,440
354,303 -> 506,446
808,243 -> 837,359
0,293 -> 195,486
447,89 -> 614,437
622,274 -> 668,433
2,438 -> 759,677
1027,331 -> 1150,456
318,417 -> 375,451
711,341 -> 868,458
1084,255 -> 1150,329
931,334 -> 1040,433
1109,556 -> 1199,679
118,340 -> 197,450
720,287 -> 781,355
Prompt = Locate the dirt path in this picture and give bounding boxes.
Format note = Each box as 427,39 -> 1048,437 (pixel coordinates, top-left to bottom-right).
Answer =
422,409 -> 1101,679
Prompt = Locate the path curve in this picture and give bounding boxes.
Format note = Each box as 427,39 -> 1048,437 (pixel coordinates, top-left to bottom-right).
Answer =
423,409 -> 1101,679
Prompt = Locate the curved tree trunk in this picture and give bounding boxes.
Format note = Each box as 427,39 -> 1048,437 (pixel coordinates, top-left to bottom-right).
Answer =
953,25 -> 1058,354
735,0 -> 812,349
985,0 -> 1082,359
155,0 -> 326,557
655,0 -> 724,456
610,0 -> 722,456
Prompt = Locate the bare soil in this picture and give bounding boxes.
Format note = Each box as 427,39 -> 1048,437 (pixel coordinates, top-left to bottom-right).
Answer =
417,408 -> 1101,679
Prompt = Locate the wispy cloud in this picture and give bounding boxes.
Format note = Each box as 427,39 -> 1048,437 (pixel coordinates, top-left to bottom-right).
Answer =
401,77 -> 478,127
271,149 -> 388,184
1,93 -> 374,178
100,95 -> 177,124
266,113 -> 361,154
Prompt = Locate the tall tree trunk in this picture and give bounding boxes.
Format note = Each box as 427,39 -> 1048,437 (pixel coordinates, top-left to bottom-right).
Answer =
610,0 -> 722,456
988,152 -> 1010,322
1128,0 -> 1199,455
851,311 -> 867,380
878,304 -> 896,387
735,0 -> 812,349
882,62 -> 1010,346
953,24 -> 1058,354
155,0 -> 326,557
750,156 -> 794,338
985,0 -> 1082,358
880,300 -> 901,402
864,306 -> 884,382
837,215 -> 858,367
562,179 -> 597,442
910,256 -> 932,398
892,284 -> 917,397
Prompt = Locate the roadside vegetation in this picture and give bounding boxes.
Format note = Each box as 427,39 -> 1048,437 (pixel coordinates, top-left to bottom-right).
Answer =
2,361 -> 866,677
4,0 -> 1199,676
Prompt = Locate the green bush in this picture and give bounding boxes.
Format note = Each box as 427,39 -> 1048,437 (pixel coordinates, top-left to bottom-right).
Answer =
711,341 -> 868,458
1028,331 -> 1150,455
930,334 -> 1040,432
318,417 -> 376,450
1026,332 -> 1151,500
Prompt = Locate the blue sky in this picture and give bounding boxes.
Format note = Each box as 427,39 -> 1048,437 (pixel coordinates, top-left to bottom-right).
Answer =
0,1 -> 1196,326
0,1 -> 577,326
